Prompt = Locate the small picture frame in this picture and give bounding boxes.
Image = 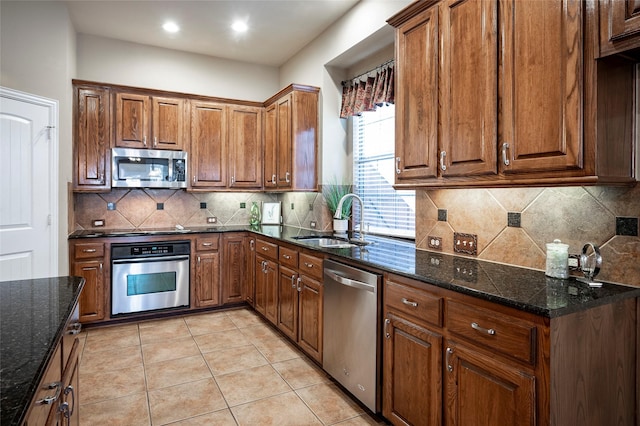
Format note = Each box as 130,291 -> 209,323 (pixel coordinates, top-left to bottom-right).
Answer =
261,202 -> 281,225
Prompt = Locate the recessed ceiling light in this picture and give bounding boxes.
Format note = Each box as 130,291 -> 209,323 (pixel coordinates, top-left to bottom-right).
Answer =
162,21 -> 180,33
231,20 -> 248,33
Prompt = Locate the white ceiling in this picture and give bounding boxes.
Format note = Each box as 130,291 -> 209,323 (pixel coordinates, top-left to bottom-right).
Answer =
64,0 -> 361,67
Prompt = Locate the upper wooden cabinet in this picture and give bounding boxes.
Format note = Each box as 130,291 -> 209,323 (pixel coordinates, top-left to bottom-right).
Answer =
114,93 -> 186,150
599,0 -> 640,57
228,105 -> 263,189
190,101 -> 227,188
73,84 -> 111,192
389,0 -> 636,188
264,85 -> 319,191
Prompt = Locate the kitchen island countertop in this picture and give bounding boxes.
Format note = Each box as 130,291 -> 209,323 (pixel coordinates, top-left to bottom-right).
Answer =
0,276 -> 84,425
69,225 -> 640,318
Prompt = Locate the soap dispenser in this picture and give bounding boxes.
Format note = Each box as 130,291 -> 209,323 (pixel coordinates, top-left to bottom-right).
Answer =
545,239 -> 569,279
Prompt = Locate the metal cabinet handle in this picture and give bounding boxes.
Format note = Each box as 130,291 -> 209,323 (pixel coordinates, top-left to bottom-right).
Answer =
291,275 -> 297,288
395,157 -> 401,174
502,142 -> 510,166
99,263 -> 103,271
36,381 -> 62,405
283,254 -> 291,260
82,248 -> 97,253
285,172 -> 290,183
153,136 -> 157,147
384,318 -> 391,339
471,322 -> 496,336
99,172 -> 104,182
401,297 -> 418,307
271,174 -> 276,184
143,136 -> 147,147
303,262 -> 313,268
61,385 -> 75,419
67,322 -> 82,335
440,151 -> 447,171
197,256 -> 201,264
296,277 -> 302,292
231,176 -> 235,185
192,176 -> 197,184
202,242 -> 213,247
250,240 -> 255,251
446,347 -> 454,372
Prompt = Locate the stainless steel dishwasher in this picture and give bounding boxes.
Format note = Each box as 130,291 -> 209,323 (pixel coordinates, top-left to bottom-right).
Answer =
323,259 -> 382,413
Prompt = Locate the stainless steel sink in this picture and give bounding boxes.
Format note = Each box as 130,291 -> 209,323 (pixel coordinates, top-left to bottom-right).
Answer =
316,238 -> 356,248
292,235 -> 372,248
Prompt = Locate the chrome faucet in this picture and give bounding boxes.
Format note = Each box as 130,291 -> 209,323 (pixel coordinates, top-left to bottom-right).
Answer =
334,193 -> 367,243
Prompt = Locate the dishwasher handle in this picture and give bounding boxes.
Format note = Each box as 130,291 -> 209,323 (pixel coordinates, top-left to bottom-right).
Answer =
325,269 -> 375,292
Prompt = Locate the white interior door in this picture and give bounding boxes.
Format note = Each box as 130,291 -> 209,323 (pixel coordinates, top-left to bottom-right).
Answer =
0,87 -> 58,280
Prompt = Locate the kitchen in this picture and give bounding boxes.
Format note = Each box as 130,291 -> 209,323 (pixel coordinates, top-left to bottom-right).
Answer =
1,0 -> 640,425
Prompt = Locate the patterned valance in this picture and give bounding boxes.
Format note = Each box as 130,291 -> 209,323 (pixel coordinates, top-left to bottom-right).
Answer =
340,61 -> 394,118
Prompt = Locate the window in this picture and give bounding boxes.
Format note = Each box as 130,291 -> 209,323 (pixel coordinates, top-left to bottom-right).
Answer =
352,104 -> 415,238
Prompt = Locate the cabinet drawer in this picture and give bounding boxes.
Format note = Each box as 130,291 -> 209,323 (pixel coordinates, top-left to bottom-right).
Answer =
196,236 -> 219,251
385,280 -> 442,328
446,300 -> 536,365
279,246 -> 298,268
256,239 -> 278,260
299,253 -> 323,280
74,242 -> 105,259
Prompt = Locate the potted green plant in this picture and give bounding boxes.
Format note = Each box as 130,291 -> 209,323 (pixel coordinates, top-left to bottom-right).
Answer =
322,180 -> 353,232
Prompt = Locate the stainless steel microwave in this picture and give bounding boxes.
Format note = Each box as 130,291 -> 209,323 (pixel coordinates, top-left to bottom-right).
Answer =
111,148 -> 187,188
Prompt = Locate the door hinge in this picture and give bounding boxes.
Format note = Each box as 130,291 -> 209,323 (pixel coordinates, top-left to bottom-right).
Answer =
47,214 -> 52,226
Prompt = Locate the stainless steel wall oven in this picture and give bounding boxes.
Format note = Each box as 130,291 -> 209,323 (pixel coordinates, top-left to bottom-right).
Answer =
111,241 -> 190,315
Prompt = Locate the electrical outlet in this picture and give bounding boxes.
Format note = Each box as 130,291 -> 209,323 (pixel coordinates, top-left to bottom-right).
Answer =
453,232 -> 478,255
92,219 -> 105,227
428,236 -> 442,250
568,254 -> 580,270
310,221 -> 317,229
207,217 -> 217,224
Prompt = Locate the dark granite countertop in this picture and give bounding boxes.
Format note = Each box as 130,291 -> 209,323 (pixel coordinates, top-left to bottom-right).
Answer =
0,277 -> 84,426
69,226 -> 640,318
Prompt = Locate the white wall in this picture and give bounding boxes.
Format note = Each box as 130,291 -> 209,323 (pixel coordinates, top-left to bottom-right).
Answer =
1,0 -> 76,275
280,0 -> 412,184
77,34 -> 280,102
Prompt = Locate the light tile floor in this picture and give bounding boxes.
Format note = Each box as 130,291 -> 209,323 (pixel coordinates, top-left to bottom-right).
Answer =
78,308 -> 385,425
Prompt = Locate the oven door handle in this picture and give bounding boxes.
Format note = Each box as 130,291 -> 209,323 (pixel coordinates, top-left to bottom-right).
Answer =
112,255 -> 190,264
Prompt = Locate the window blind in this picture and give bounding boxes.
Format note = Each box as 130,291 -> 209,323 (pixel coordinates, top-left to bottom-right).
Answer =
352,105 -> 415,238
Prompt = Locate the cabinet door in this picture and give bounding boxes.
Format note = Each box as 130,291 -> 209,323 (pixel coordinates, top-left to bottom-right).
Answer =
609,0 -> 640,41
152,96 -> 185,150
264,259 -> 279,324
222,235 -> 245,304
445,341 -> 535,426
499,0 -> 583,174
440,0 -> 497,177
59,338 -> 80,426
383,313 -> 442,426
254,256 -> 267,316
115,93 -> 150,149
228,105 -> 263,188
298,274 -> 322,363
25,344 -> 61,425
73,260 -> 105,323
277,265 -> 298,341
276,95 -> 292,188
194,252 -> 220,307
264,103 -> 278,188
245,237 -> 256,305
190,101 -> 227,188
395,5 -> 439,181
74,86 -> 110,190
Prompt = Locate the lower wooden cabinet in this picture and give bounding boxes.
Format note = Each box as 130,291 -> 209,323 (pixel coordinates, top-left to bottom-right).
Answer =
245,236 -> 256,306
255,256 -> 278,323
383,313 -> 442,426
297,272 -> 323,363
277,264 -> 299,341
70,242 -> 106,323
444,340 -> 535,426
221,234 -> 246,304
193,236 -> 220,307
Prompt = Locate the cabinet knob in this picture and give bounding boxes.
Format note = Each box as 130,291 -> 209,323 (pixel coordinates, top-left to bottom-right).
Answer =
250,240 -> 255,250
502,142 -> 510,166
283,254 -> 291,259
440,151 -> 447,171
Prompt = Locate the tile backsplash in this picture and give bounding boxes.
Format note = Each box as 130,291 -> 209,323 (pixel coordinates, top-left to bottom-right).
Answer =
73,189 -> 332,231
73,185 -> 640,287
416,185 -> 640,287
